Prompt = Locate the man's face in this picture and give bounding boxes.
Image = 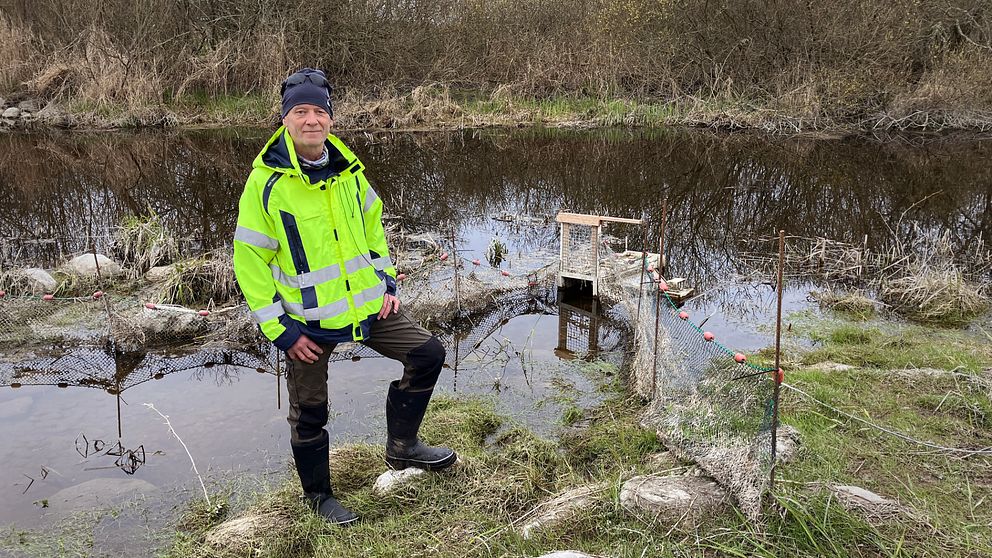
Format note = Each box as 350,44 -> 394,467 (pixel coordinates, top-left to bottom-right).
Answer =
282,104 -> 332,154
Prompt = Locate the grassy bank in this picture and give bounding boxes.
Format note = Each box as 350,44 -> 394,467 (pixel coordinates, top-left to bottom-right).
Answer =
152,311 -> 992,558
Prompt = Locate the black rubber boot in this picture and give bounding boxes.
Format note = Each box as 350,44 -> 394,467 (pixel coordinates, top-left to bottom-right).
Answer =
385,381 -> 457,471
292,431 -> 358,526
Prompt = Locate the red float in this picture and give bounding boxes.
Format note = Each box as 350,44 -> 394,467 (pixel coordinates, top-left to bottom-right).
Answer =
659,281 -> 669,292
439,252 -> 449,261
472,259 -> 480,265
42,294 -> 54,301
198,310 -> 210,317
734,353 -> 746,363
92,291 -> 104,299
703,331 -> 714,341
397,273 -> 407,282
145,302 -> 157,309
678,311 -> 689,320
0,290 -> 6,298
501,270 -> 511,277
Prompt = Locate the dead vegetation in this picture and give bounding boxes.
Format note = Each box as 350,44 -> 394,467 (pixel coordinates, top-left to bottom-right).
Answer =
2,2 -> 992,132
745,228 -> 990,326
111,210 -> 181,278
158,249 -> 238,306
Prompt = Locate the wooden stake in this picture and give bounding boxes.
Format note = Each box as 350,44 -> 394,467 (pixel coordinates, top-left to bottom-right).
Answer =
659,197 -> 668,276
636,218 -> 648,327
770,229 -> 785,489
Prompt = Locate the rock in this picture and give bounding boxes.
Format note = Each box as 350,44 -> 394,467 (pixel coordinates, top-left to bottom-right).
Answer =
21,268 -> 57,293
536,553 -> 599,558
2,107 -> 20,119
620,474 -> 729,528
145,265 -> 176,283
17,99 -> 39,113
205,510 -> 291,550
141,308 -> 208,340
373,467 -> 427,495
809,362 -> 855,372
47,478 -> 157,515
66,253 -> 123,277
776,424 -> 801,464
520,483 -> 608,539
828,484 -> 907,519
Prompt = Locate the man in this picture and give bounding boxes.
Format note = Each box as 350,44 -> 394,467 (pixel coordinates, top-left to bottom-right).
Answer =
233,68 -> 456,526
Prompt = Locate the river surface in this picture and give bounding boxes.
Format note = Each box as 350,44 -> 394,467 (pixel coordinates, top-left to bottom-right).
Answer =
0,127 -> 989,551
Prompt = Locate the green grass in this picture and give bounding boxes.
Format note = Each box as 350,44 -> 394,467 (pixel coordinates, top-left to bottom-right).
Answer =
789,314 -> 992,372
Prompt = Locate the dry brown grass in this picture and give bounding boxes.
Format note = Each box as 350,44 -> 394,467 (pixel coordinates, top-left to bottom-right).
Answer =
880,267 -> 989,326
2,2 -> 991,131
158,250 -> 238,306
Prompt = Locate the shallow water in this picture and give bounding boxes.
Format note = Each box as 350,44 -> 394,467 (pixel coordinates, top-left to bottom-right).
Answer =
0,127 -> 989,542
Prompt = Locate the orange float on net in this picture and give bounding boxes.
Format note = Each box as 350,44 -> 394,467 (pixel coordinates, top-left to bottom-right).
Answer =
0,290 -> 6,298
439,252 -> 449,261
145,302 -> 157,309
198,310 -> 210,317
501,270 -> 511,277
42,294 -> 55,301
472,259 -> 480,265
775,368 -> 785,383
92,290 -> 103,299
678,311 -> 689,320
647,264 -> 655,272
659,281 -> 669,292
703,331 -> 714,341
734,353 -> 746,363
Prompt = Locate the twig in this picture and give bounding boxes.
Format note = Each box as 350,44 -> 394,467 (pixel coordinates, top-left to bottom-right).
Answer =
143,403 -> 210,504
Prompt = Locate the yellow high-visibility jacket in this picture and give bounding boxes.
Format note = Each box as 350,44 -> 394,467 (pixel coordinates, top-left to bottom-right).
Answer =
233,127 -> 396,350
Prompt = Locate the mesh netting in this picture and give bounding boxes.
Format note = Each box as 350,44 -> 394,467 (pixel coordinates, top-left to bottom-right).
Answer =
595,229 -> 778,520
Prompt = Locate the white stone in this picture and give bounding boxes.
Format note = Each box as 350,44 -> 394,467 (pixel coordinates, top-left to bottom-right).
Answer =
776,424 -> 801,464
66,253 -> 122,277
21,268 -> 57,293
620,474 -> 729,527
520,483 -> 607,539
17,99 -> 39,112
829,484 -> 907,519
810,362 -> 855,372
205,511 -> 289,548
373,467 -> 427,495
145,265 -> 176,283
2,107 -> 20,119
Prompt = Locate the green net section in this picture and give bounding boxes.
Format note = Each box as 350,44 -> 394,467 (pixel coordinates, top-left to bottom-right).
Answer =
596,236 -> 778,520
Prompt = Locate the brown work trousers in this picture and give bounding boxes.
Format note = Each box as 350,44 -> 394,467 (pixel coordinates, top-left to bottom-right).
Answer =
285,307 -> 445,446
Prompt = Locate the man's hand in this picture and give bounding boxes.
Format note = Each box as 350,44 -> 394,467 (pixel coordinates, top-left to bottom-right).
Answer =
288,333 -> 322,364
378,294 -> 400,320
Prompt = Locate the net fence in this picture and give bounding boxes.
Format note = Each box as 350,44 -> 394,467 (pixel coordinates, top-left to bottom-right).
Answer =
594,230 -> 778,520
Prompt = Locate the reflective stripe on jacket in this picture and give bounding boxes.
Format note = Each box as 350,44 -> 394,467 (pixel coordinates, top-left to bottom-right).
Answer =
233,127 -> 397,350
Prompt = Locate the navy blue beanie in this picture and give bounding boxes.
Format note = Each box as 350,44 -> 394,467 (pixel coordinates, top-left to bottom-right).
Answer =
280,68 -> 333,118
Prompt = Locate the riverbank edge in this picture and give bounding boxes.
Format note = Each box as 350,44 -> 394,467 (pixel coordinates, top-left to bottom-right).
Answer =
3,88 -> 992,136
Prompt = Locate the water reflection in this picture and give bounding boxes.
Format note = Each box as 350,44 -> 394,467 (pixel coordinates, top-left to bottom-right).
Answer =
2,129 -> 988,285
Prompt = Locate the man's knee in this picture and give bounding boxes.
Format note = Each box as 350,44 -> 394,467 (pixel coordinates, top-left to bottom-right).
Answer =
406,336 -> 446,390
292,402 -> 329,445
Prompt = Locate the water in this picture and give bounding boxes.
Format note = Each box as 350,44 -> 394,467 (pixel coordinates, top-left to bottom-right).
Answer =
0,127 -> 989,542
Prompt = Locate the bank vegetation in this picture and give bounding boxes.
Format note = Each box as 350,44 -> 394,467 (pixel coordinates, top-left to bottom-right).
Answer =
1,0 -> 991,131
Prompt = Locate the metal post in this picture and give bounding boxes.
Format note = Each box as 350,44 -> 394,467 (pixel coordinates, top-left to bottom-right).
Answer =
636,218 -> 648,327
276,351 -> 281,410
659,197 -> 668,276
770,229 -> 785,489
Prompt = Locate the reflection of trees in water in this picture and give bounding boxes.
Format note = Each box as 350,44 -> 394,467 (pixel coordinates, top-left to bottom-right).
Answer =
1,129 -> 988,281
